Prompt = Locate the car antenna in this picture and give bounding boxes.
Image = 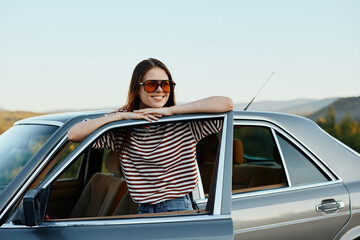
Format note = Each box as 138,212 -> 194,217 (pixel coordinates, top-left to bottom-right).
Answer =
244,71 -> 276,111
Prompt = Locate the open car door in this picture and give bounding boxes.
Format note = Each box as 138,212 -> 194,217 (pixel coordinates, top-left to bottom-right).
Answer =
1,112 -> 234,240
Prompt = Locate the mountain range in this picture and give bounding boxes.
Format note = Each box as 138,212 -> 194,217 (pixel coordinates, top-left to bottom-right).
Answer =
1,96 -> 360,123
234,98 -> 339,116
307,97 -> 360,123
235,96 -> 360,123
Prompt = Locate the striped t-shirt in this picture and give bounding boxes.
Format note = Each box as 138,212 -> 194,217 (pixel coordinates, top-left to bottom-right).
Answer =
93,120 -> 222,204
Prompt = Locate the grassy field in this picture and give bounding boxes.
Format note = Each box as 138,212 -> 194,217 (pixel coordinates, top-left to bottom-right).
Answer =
0,111 -> 45,134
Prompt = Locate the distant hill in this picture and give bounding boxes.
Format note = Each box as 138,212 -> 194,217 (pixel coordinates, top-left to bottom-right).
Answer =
0,111 -> 44,134
308,96 -> 360,123
235,98 -> 339,116
1,96 -> 359,133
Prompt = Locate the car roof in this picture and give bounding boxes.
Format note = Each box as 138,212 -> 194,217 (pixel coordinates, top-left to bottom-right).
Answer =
14,110 -> 110,126
13,109 -> 318,134
16,110 -> 308,123
14,109 -> 316,136
14,109 -> 320,144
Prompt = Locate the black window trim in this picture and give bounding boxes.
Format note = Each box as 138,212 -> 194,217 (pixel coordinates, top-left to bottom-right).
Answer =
231,120 -> 341,199
234,120 -> 339,181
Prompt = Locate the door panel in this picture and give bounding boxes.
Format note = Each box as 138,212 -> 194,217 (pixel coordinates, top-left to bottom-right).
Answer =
0,114 -> 235,240
232,183 -> 350,239
1,216 -> 233,240
231,121 -> 350,239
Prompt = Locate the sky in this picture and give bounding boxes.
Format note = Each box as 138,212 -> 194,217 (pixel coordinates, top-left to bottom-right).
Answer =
0,0 -> 359,112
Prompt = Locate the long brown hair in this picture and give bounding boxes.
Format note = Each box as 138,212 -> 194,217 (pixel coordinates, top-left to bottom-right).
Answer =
112,58 -> 176,164
120,58 -> 176,112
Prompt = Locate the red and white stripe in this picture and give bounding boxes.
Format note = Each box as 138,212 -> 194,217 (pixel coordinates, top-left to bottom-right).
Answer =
93,120 -> 221,204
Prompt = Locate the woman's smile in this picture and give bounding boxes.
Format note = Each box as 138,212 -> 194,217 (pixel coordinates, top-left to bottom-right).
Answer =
151,95 -> 165,100
139,67 -> 170,109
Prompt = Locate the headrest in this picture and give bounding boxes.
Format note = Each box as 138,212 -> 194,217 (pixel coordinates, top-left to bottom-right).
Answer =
233,139 -> 244,165
105,150 -> 122,176
196,134 -> 219,164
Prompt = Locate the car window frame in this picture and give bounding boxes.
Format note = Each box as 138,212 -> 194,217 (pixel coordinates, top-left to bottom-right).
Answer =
6,113 -> 232,227
231,119 -> 341,199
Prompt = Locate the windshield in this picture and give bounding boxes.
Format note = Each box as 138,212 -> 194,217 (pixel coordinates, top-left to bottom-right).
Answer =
0,124 -> 58,194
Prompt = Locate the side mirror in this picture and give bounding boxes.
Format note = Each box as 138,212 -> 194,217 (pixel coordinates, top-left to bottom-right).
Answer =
17,188 -> 50,226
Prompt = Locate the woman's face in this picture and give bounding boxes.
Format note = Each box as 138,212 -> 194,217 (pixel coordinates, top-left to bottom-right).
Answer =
138,67 -> 170,109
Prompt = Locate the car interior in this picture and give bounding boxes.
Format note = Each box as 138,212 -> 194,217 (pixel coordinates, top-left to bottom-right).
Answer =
22,123 -> 288,222
46,148 -> 140,220
197,125 -> 287,197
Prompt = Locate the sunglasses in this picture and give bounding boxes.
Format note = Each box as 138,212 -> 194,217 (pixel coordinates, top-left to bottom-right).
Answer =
139,80 -> 176,93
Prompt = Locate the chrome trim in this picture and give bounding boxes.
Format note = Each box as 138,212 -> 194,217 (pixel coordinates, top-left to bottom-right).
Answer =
352,209 -> 360,214
213,114 -> 228,215
2,214 -> 232,229
0,136 -> 69,220
14,120 -> 63,127
316,200 -> 344,212
198,180 -> 343,202
231,180 -> 344,200
233,120 -> 340,181
193,161 -> 205,200
272,128 -> 292,187
196,199 -> 208,204
233,211 -> 349,235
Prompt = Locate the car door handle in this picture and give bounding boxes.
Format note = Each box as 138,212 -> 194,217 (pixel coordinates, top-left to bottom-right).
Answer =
316,199 -> 345,212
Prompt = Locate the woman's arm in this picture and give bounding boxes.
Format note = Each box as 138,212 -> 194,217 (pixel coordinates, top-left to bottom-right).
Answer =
134,96 -> 233,116
69,96 -> 233,142
170,96 -> 233,114
67,112 -> 160,142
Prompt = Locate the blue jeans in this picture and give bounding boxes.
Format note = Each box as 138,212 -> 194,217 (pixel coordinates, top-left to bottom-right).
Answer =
138,195 -> 194,214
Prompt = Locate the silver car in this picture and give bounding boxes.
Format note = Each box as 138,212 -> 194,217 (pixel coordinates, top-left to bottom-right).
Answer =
0,110 -> 359,239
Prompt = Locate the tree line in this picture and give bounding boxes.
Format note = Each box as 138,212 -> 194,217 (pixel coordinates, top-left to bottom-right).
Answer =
317,106 -> 360,153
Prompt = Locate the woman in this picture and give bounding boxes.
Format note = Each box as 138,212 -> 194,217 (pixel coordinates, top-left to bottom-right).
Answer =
68,58 -> 233,214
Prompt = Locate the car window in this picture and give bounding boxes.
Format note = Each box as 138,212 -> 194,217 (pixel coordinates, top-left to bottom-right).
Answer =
101,148 -> 115,174
45,142 -> 83,181
232,126 -> 287,194
40,118 -> 224,221
28,142 -> 82,189
196,133 -> 221,196
234,126 -> 275,163
59,153 -> 84,180
276,133 -> 329,186
46,150 -> 87,219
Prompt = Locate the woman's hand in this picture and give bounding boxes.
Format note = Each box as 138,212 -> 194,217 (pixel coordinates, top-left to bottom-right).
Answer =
123,111 -> 162,122
134,107 -> 174,118
68,111 -> 161,142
